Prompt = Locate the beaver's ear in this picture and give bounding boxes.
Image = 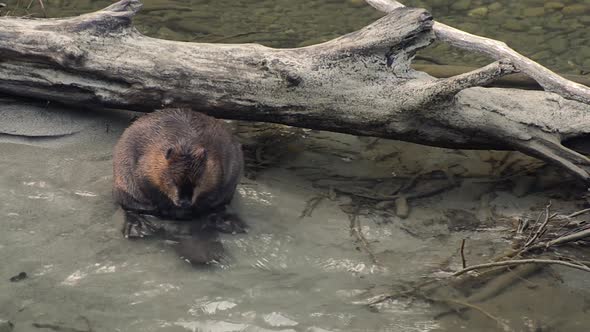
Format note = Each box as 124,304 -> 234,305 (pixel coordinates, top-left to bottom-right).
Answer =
165,147 -> 174,160
193,146 -> 207,161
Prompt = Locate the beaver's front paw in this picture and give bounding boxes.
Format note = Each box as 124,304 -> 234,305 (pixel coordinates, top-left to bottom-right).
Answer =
205,212 -> 247,234
122,210 -> 159,238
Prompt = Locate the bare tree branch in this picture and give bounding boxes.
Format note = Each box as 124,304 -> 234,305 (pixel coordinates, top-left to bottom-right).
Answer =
365,0 -> 590,105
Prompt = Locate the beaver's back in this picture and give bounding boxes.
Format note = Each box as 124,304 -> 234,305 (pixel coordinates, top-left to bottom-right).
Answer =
119,109 -> 233,150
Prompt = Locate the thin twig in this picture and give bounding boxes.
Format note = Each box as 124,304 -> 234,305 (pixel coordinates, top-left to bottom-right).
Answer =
437,298 -> 513,332
453,259 -> 590,277
299,194 -> 326,218
460,239 -> 466,269
349,207 -> 381,266
464,264 -> 541,303
38,0 -> 46,17
524,202 -> 552,247
544,228 -> 590,248
566,208 -> 590,219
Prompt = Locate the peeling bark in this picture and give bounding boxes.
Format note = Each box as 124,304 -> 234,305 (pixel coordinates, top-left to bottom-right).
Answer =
0,0 -> 590,181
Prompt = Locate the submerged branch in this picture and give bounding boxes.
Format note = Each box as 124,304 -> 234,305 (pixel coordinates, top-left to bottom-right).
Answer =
452,258 -> 590,277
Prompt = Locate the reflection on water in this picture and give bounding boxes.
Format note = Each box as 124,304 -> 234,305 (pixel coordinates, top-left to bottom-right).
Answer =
0,0 -> 590,331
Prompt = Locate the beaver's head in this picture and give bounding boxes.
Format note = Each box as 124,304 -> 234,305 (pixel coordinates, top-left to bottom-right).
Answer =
148,143 -> 220,209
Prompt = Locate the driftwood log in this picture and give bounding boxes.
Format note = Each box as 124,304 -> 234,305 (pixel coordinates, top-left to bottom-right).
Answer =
1,0 -> 590,181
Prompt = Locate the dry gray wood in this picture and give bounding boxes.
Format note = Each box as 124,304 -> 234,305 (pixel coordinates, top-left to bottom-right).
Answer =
365,0 -> 590,105
1,0 -> 590,181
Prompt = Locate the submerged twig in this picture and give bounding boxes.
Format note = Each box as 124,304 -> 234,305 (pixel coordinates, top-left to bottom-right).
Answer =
37,0 -> 46,17
464,264 -> 541,303
460,239 -> 467,269
434,298 -> 513,332
548,227 -> 590,245
32,322 -> 89,332
349,206 -> 381,266
524,202 -> 553,247
566,208 -> 590,219
453,258 -> 590,277
371,203 -> 590,323
300,194 -> 327,218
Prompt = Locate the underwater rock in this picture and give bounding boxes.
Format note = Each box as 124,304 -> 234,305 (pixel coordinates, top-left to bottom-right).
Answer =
544,2 -> 565,10
523,7 -> 545,17
0,320 -> 14,332
562,4 -> 590,16
504,19 -> 528,31
488,2 -> 503,11
468,7 -> 488,17
450,0 -> 471,11
394,196 -> 409,219
548,38 -> 569,54
8,272 -> 27,282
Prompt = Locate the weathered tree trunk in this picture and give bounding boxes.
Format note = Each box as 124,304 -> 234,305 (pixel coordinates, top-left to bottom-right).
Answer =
1,0 -> 590,181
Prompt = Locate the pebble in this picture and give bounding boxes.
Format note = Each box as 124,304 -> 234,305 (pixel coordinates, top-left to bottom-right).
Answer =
459,22 -> 479,33
468,7 -> 488,17
562,4 -> 590,15
504,19 -> 528,31
430,0 -> 449,9
548,38 -> 569,54
9,272 -> 27,282
544,2 -> 565,10
531,50 -> 551,61
394,196 -> 410,219
375,200 -> 395,210
544,15 -> 565,30
450,0 -> 471,11
488,2 -> 503,11
169,20 -> 212,34
522,0 -> 545,4
528,26 -> 546,35
157,27 -> 178,40
523,7 -> 545,17
349,0 -> 365,7
579,46 -> 590,59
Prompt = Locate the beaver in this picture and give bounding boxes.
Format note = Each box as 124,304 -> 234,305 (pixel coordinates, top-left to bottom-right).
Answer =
113,108 -> 245,263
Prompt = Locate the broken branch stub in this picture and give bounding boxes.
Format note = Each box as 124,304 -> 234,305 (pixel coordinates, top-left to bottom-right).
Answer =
0,0 -> 590,182
365,0 -> 590,105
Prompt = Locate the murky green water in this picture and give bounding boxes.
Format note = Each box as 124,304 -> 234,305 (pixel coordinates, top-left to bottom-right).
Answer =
1,1 -> 590,331
2,0 -> 589,74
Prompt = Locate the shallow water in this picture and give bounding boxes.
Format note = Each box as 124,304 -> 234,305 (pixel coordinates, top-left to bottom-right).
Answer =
1,1 -> 590,331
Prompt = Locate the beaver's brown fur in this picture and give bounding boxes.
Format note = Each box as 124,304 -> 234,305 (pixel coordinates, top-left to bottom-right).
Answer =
113,108 -> 243,221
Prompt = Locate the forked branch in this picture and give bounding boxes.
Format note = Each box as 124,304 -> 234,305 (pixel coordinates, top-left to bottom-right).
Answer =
365,0 -> 590,105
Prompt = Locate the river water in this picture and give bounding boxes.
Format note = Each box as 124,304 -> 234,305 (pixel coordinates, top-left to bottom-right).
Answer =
1,1 -> 590,331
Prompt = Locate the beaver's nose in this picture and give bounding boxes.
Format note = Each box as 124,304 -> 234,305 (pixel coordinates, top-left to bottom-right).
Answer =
179,199 -> 191,209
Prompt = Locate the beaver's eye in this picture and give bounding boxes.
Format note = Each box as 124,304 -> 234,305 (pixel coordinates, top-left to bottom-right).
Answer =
165,148 -> 174,160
